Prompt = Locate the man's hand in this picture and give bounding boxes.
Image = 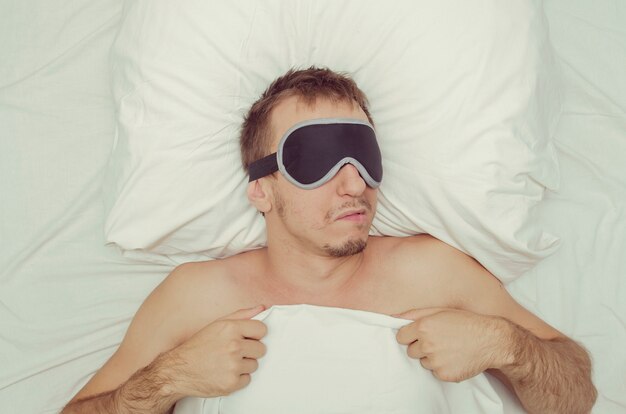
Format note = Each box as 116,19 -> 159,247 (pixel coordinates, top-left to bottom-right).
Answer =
162,305 -> 269,400
393,307 -> 512,383
62,305 -> 268,414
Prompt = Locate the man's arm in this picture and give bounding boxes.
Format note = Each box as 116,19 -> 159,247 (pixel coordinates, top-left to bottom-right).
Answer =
394,237 -> 597,414
63,352 -> 179,414
396,305 -> 596,413
488,319 -> 596,414
62,263 -> 267,413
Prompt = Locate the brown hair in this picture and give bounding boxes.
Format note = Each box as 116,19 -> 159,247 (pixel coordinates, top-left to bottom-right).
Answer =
240,66 -> 374,175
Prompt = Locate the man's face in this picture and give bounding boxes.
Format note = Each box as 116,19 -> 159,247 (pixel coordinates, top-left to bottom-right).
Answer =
263,95 -> 378,257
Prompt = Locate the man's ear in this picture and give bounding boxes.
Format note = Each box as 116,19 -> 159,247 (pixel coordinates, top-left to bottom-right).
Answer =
247,179 -> 272,215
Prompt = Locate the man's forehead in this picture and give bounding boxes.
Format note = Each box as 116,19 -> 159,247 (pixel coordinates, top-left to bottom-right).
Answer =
268,95 -> 368,150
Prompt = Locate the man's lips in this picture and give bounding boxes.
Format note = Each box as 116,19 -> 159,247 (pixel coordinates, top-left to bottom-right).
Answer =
336,209 -> 367,221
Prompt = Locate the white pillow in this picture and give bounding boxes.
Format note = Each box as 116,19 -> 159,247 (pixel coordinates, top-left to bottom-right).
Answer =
174,304 -> 505,414
103,0 -> 561,282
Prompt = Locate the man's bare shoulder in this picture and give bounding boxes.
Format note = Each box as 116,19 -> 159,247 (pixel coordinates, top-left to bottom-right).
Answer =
128,259 -> 234,349
68,253 -> 260,402
122,252 -> 263,351
162,253 -> 263,336
368,233 -> 463,267
372,235 -> 562,339
368,234 -> 498,308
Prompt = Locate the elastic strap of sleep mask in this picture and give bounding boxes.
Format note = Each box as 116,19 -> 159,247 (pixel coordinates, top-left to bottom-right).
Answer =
249,152 -> 280,182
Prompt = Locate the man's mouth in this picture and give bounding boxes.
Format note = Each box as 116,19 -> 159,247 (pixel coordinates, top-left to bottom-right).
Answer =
336,209 -> 367,221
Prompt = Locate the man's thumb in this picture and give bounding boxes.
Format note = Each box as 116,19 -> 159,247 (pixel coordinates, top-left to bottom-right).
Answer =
220,305 -> 266,321
391,307 -> 447,321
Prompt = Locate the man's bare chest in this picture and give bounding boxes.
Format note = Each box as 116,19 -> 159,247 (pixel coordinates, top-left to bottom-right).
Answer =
228,265 -> 445,318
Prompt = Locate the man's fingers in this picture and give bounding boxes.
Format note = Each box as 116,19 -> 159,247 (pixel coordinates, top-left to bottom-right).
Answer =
406,342 -> 427,360
239,358 -> 259,374
219,305 -> 266,321
395,307 -> 448,345
240,338 -> 267,359
233,319 -> 268,340
216,306 -> 268,339
396,325 -> 416,345
419,356 -> 433,371
391,307 -> 447,321
236,373 -> 252,390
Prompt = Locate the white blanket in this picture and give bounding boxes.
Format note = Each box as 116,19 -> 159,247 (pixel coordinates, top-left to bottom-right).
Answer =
174,305 -> 504,414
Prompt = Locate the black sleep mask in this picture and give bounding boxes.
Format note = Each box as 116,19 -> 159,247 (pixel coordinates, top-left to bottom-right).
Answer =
248,118 -> 383,189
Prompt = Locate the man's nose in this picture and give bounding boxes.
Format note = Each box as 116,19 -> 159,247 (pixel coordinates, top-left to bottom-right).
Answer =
335,163 -> 366,196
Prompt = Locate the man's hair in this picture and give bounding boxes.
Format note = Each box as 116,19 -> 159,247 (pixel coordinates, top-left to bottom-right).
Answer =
240,66 -> 374,175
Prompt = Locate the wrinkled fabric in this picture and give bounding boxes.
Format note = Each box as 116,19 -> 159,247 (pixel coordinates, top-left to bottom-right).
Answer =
175,304 -> 504,414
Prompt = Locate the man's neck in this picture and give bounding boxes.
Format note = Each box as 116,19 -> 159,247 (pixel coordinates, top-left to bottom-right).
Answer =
261,240 -> 367,302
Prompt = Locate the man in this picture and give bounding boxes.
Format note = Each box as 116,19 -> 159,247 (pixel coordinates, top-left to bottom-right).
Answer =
63,67 -> 596,413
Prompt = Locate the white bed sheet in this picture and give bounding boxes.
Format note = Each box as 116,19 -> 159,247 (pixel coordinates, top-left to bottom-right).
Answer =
0,0 -> 624,413
0,1 -> 170,413
508,1 -> 626,410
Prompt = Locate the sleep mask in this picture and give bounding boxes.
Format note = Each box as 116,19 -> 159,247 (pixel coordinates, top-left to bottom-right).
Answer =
248,118 -> 383,189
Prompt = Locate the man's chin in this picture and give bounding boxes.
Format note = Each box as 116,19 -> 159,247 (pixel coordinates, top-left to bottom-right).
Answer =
323,238 -> 367,257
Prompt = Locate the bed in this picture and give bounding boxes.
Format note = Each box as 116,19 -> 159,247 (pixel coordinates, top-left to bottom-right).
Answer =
0,0 -> 624,413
